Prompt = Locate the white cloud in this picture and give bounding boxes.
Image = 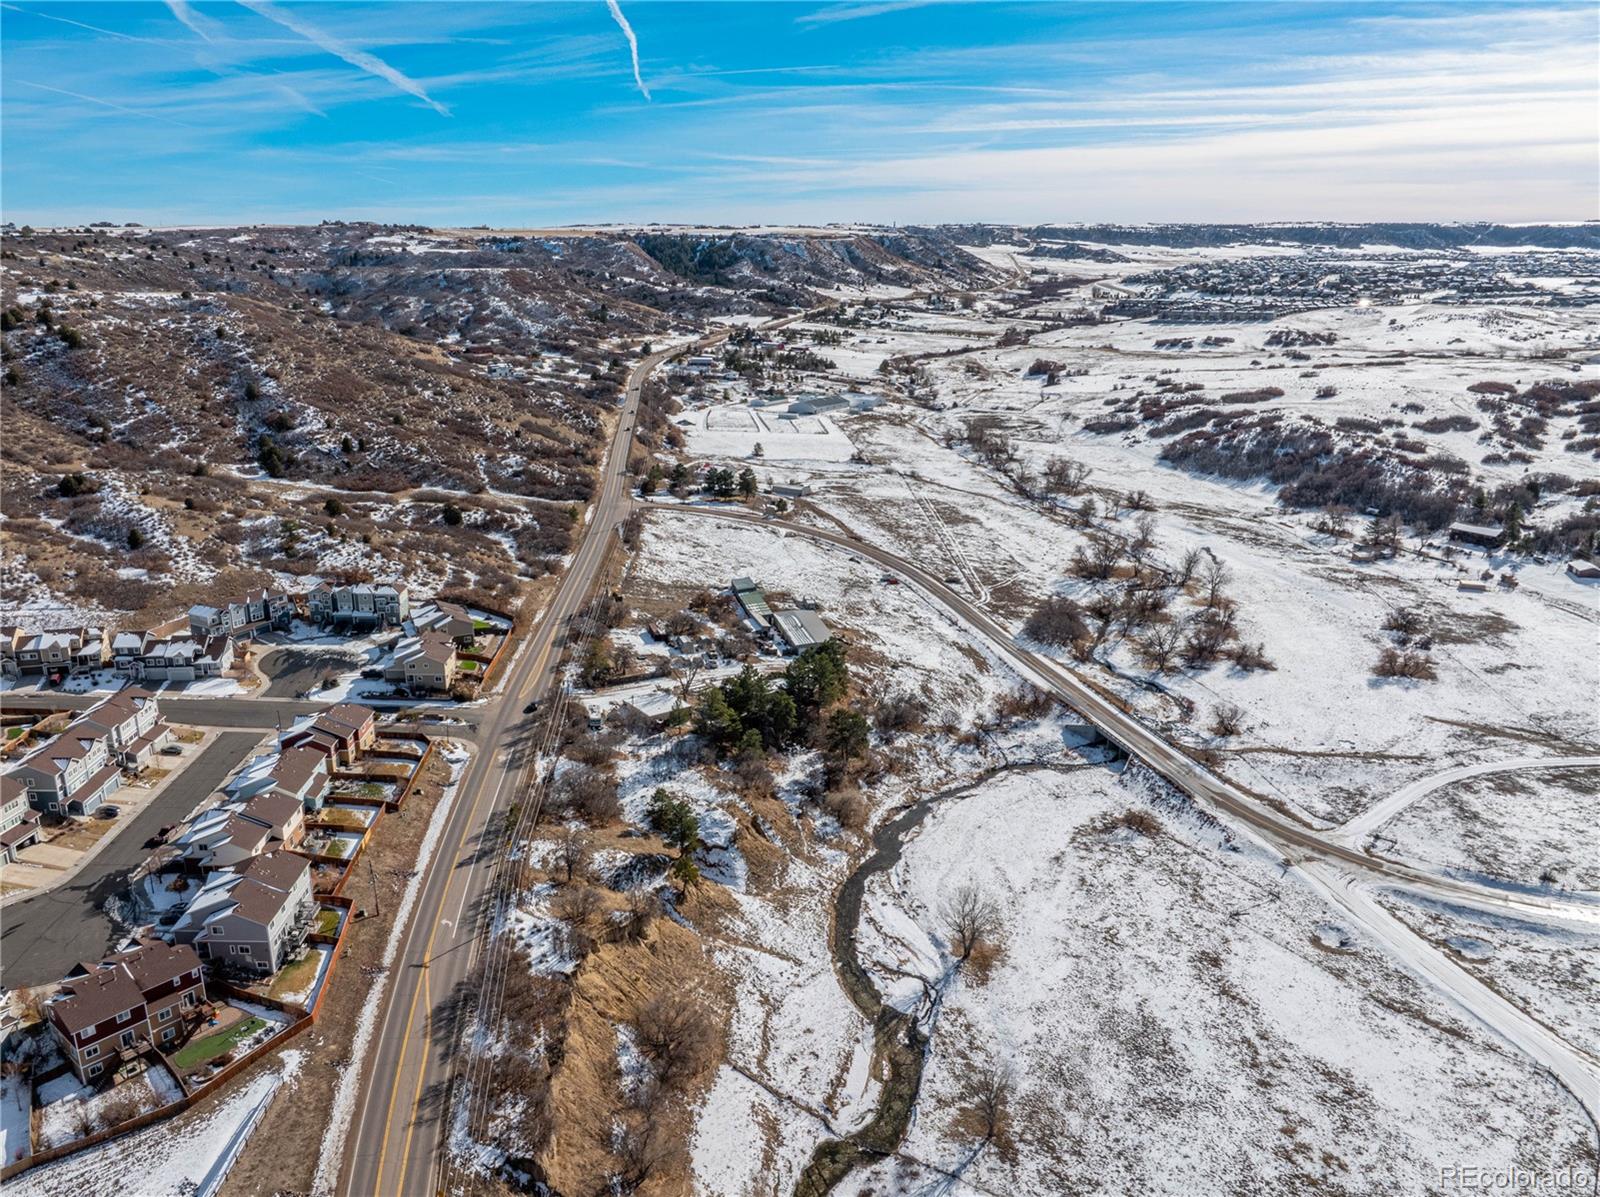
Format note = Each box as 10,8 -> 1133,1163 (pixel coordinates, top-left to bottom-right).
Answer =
165,0 -> 218,42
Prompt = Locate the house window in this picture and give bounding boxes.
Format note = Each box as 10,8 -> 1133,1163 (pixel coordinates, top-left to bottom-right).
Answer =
116,1009 -> 131,1024
161,1027 -> 175,1042
87,1063 -> 103,1078
183,993 -> 196,1007
238,945 -> 251,953
120,1030 -> 135,1048
158,1008 -> 172,1022
85,1044 -> 101,1059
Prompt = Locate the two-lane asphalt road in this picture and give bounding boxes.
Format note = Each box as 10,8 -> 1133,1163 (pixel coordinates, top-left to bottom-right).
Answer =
339,336 -> 725,1197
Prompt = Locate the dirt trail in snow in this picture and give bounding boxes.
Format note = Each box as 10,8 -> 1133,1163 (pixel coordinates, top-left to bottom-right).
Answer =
1338,755 -> 1600,844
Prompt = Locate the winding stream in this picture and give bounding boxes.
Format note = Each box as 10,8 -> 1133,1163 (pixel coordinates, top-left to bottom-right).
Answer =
794,760 -> 1076,1196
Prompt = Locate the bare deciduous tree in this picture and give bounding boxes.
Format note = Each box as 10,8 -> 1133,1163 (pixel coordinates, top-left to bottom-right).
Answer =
1043,456 -> 1092,496
605,1111 -> 680,1195
945,883 -> 1002,963
959,1060 -> 1016,1155
1139,622 -> 1185,672
1128,512 -> 1158,563
1210,702 -> 1245,737
1174,547 -> 1204,589
554,826 -> 591,884
1200,558 -> 1231,608
633,992 -> 717,1089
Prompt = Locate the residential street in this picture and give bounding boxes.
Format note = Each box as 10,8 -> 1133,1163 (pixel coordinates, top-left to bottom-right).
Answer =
0,730 -> 261,988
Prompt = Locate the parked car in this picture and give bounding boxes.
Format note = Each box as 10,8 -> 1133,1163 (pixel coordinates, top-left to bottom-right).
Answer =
523,700 -> 540,715
160,744 -> 183,756
97,805 -> 121,819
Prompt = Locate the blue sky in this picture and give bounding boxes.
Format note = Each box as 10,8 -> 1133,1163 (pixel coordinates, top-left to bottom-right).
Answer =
2,1 -> 1595,226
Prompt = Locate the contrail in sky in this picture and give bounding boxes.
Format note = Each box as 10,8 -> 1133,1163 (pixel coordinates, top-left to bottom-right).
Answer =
606,0 -> 651,100
238,0 -> 450,116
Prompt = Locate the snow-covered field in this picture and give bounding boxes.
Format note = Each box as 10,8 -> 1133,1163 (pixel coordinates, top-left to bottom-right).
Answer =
1374,763 -> 1600,890
852,765 -> 1595,1194
624,510 -> 1117,1193
678,402 -> 858,464
631,241 -> 1599,1193
727,247 -> 1600,830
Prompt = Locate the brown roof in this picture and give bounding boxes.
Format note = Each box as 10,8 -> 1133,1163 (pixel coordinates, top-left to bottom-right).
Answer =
224,877 -> 296,927
269,746 -> 327,795
125,723 -> 170,753
111,939 -> 202,993
49,941 -> 201,1036
76,763 -> 122,798
0,810 -> 40,847
19,733 -> 96,776
218,813 -> 272,852
318,703 -> 375,734
285,728 -> 343,757
2,775 -> 25,806
50,966 -> 144,1037
239,791 -> 302,834
242,849 -> 311,894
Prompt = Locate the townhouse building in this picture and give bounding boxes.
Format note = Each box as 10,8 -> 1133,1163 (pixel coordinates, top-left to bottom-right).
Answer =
306,581 -> 410,630
187,589 -> 295,638
0,625 -> 109,680
76,687 -> 170,769
46,940 -> 206,1081
278,703 -> 377,770
383,629 -> 458,693
0,775 -> 42,862
8,724 -> 121,816
168,851 -> 314,978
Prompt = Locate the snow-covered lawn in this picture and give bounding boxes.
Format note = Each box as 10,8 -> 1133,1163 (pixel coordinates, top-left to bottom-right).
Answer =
1,1073 -> 29,1167
34,1063 -> 183,1151
678,402 -> 858,464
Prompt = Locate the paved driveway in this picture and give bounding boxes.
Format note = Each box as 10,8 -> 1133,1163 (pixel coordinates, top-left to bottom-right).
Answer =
0,731 -> 261,989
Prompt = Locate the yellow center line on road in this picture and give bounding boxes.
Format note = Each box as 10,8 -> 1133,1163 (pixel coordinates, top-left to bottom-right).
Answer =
367,556 -> 579,1195
369,747 -> 492,1197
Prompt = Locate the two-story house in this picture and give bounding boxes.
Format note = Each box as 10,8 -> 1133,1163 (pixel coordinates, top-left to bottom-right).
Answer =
0,626 -> 109,681
169,851 -> 314,978
166,808 -> 276,872
307,581 -> 410,630
47,940 -> 206,1081
237,791 -> 306,848
0,775 -> 42,862
187,589 -> 294,638
76,687 -> 170,770
412,600 -> 478,647
383,630 -> 458,693
129,632 -> 234,684
8,724 -> 121,815
279,703 -> 376,770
